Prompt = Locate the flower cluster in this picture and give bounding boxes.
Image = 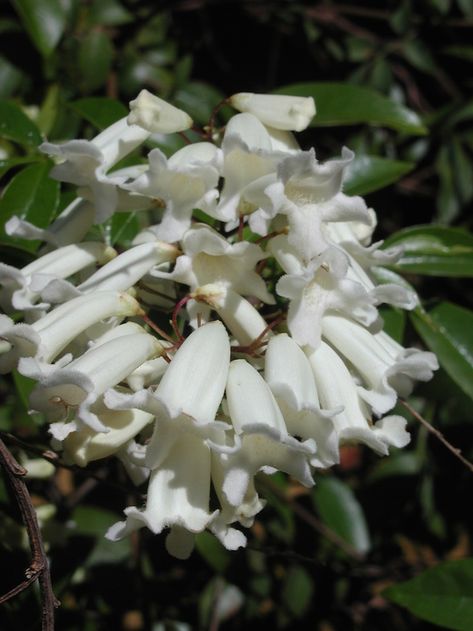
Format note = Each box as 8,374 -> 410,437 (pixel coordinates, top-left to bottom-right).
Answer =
0,90 -> 438,559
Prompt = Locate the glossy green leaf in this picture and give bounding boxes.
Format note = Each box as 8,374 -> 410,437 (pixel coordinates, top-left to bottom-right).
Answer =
274,82 -> 427,134
385,559 -> 473,630
109,211 -> 140,246
78,30 -> 114,92
0,162 -> 60,252
378,306 -> 406,344
344,155 -> 413,196
383,225 -> 473,276
71,97 -> 127,130
0,100 -> 42,146
410,303 -> 473,401
11,0 -> 66,57
174,82 -> 225,125
312,476 -> 370,554
0,156 -> 39,179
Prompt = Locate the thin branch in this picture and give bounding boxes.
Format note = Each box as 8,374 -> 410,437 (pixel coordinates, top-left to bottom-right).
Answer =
400,399 -> 473,474
0,438 -> 59,630
257,476 -> 365,562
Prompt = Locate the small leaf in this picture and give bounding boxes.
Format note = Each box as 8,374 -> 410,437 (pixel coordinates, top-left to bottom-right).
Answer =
384,559 -> 473,631
78,30 -> 114,93
0,55 -> 24,99
0,162 -> 60,252
109,211 -> 140,247
12,0 -> 66,57
37,84 -> 60,136
195,531 -> 230,573
274,82 -> 427,134
344,155 -> 413,196
71,97 -> 127,130
378,306 -> 406,344
89,0 -> 133,26
0,100 -> 42,146
0,156 -> 39,179
410,302 -> 473,401
368,451 -> 422,482
383,225 -> 473,276
174,82 -> 225,125
312,475 -> 371,554
282,565 -> 314,617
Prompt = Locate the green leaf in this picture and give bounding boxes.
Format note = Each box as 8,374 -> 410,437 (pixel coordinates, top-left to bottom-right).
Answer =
37,84 -> 60,136
282,565 -> 314,617
312,475 -> 370,554
71,506 -> 131,566
12,370 -> 36,411
0,156 -> 39,179
89,0 -> 133,26
0,55 -> 24,99
344,155 -> 414,196
0,100 -> 42,146
71,97 -> 127,130
384,559 -> 473,630
378,306 -> 406,344
174,82 -> 225,125
11,0 -> 66,57
109,211 -> 140,246
195,531 -> 230,573
368,451 -> 422,482
78,30 -> 114,92
383,225 -> 473,276
274,82 -> 427,134
0,162 -> 60,252
410,303 -> 473,401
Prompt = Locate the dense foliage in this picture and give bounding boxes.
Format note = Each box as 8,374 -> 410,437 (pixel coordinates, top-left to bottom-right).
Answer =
0,1 -> 472,630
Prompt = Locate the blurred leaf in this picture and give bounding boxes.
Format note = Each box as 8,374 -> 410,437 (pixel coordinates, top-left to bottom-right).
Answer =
436,145 -> 460,223
383,225 -> 473,276
89,0 -> 133,26
312,476 -> 371,554
174,82 -> 225,125
195,531 -> 230,573
78,30 -> 113,93
403,40 -> 437,75
37,84 -> 60,136
71,97 -> 127,130
385,559 -> 473,630
282,565 -> 314,617
0,162 -> 60,252
451,139 -> 473,204
411,303 -> 473,401
274,82 -> 427,134
368,451 -> 422,482
0,156 -> 39,179
12,369 -> 36,411
443,46 -> 473,62
0,100 -> 42,146
109,212 -> 140,246
12,0 -> 66,57
420,474 -> 446,538
0,55 -> 24,99
344,155 -> 413,195
457,0 -> 473,17
378,306 -> 406,343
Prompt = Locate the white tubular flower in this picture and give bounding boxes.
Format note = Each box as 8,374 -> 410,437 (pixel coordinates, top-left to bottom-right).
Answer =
221,359 -> 315,507
106,433 -> 218,560
306,342 -> 411,456
0,242 -> 115,312
321,315 -> 439,415
192,284 -> 268,346
128,89 -> 193,133
0,291 -> 143,374
230,92 -> 316,131
264,334 -> 339,467
127,143 -> 221,242
155,224 -> 274,304
5,198 -> 96,248
255,148 -> 372,264
24,332 -> 164,437
38,241 -> 179,304
215,113 -> 285,223
40,118 -> 150,223
62,408 -> 154,466
210,452 -> 265,550
105,321 -> 231,469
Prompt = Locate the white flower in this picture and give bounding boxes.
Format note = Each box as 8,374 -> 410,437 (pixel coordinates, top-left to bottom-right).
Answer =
221,359 -> 315,507
37,241 -> 179,304
230,93 -> 316,131
128,89 -> 193,133
127,143 -> 221,242
106,433 -> 218,560
40,118 -> 150,222
5,198 -> 96,248
0,291 -> 143,374
154,224 -> 274,304
306,341 -> 411,455
321,314 -> 439,415
105,321 -> 231,469
264,334 -> 339,467
0,241 -> 115,312
23,331 -> 164,436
